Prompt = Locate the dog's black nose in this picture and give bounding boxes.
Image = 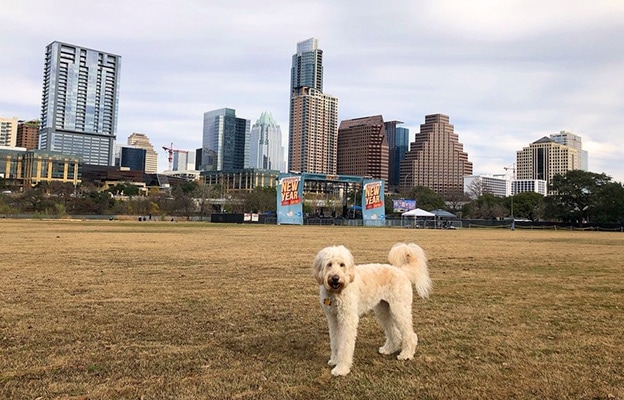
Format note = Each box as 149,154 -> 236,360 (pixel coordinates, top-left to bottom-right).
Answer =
330,275 -> 340,283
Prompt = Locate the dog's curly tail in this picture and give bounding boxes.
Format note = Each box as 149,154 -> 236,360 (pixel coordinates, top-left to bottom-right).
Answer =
388,243 -> 432,299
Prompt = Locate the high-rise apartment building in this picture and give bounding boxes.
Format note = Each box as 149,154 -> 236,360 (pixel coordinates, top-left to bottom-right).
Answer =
201,108 -> 250,171
39,41 -> 121,165
337,115 -> 389,182
16,120 -> 39,150
549,131 -> 588,171
516,136 -> 579,192
385,120 -> 410,189
127,133 -> 158,173
0,117 -> 18,147
249,112 -> 286,172
400,114 -> 473,198
288,38 -> 338,174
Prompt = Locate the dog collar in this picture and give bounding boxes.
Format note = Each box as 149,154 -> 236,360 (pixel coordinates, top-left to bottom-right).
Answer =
323,298 -> 332,306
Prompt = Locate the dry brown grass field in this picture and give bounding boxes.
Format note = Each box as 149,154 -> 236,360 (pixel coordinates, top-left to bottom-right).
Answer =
1,219 -> 623,400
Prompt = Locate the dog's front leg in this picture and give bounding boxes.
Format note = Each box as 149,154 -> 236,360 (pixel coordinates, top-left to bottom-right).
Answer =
324,312 -> 338,366
331,310 -> 359,376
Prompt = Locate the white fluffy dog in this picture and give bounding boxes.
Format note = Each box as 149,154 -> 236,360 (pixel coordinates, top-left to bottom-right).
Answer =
312,242 -> 431,376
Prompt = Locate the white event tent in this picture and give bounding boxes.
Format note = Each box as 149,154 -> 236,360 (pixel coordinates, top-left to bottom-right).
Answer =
401,208 -> 435,217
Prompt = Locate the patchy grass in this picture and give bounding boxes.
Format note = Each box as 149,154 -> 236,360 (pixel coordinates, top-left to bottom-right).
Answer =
1,220 -> 623,399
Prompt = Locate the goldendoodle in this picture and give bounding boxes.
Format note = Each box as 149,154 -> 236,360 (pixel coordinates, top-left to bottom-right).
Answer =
312,242 -> 431,376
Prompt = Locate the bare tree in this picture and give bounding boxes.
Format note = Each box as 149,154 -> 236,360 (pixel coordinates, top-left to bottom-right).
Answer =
194,182 -> 219,220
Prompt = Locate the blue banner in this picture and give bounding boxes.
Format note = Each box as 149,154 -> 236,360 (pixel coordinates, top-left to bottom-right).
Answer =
277,174 -> 303,225
362,179 -> 385,226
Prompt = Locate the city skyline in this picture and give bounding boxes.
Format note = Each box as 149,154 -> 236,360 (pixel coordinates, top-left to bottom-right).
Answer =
1,1 -> 623,182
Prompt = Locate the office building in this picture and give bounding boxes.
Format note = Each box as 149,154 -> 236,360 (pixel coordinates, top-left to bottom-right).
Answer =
38,41 -> 121,166
549,131 -> 588,171
400,114 -> 473,198
16,120 -> 39,150
464,174 -> 510,198
516,136 -> 579,193
248,112 -> 286,172
115,145 -> 146,172
195,148 -> 203,170
288,38 -> 339,174
1,146 -> 81,187
385,120 -> 410,189
512,179 -> 548,196
201,108 -> 250,171
464,174 -> 548,198
171,149 -> 189,171
337,115 -> 389,182
127,133 -> 158,173
201,168 -> 279,193
0,117 -> 18,147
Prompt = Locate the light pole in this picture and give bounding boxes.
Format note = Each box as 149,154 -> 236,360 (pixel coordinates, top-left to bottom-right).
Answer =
505,164 -> 516,231
511,193 -> 515,231
401,173 -> 411,193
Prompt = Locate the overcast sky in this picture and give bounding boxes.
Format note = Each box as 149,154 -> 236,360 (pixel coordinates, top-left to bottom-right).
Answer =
2,0 -> 623,182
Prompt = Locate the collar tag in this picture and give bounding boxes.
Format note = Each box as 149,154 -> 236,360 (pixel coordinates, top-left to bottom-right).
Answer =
323,298 -> 332,306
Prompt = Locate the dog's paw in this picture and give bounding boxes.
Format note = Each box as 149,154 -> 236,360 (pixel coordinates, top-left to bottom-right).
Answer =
328,358 -> 337,366
378,344 -> 399,355
331,365 -> 351,376
397,352 -> 414,361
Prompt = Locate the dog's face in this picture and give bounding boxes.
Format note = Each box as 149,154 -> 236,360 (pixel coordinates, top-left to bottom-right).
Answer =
312,245 -> 356,293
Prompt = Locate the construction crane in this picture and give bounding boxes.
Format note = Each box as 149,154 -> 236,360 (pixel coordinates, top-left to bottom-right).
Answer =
162,142 -> 189,170
162,142 -> 175,170
504,163 -> 516,180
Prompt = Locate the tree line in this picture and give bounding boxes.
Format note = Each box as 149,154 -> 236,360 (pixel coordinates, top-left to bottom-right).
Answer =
387,170 -> 624,224
0,180 -> 277,220
1,170 -> 623,224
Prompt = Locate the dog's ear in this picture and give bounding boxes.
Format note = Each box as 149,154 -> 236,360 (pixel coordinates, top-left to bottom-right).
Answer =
312,248 -> 327,285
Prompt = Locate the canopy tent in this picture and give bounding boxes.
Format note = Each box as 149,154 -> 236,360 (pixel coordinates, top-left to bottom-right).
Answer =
401,208 -> 435,217
429,209 -> 456,218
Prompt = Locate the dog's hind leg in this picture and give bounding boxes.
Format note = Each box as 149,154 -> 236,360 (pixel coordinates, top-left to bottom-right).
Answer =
391,303 -> 418,360
374,301 -> 401,355
397,331 -> 418,360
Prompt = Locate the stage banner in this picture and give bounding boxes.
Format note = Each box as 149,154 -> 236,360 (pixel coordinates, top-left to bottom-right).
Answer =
277,173 -> 304,225
362,179 -> 385,226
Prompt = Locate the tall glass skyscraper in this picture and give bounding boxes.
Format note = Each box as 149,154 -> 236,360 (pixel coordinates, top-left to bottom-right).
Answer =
384,121 -> 410,189
249,112 -> 286,172
291,38 -> 323,93
201,108 -> 250,171
288,38 -> 338,174
39,41 -> 121,166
